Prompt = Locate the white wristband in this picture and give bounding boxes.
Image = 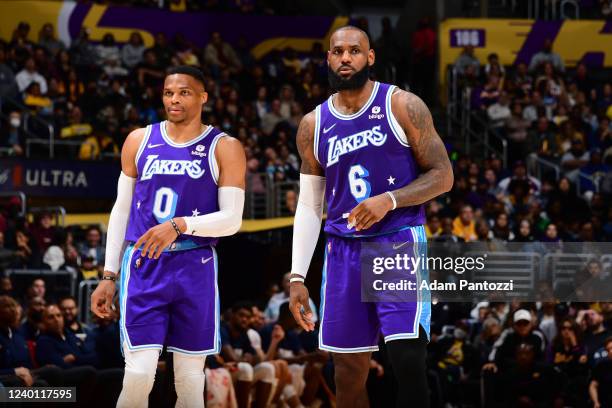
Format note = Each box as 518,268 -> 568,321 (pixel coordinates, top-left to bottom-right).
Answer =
290,277 -> 305,283
386,191 -> 397,210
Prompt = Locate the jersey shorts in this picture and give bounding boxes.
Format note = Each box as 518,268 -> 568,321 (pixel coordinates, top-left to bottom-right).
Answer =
119,243 -> 220,355
318,226 -> 431,353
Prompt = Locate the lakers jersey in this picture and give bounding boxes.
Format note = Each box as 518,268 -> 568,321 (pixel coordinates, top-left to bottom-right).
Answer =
314,81 -> 425,237
125,121 -> 224,247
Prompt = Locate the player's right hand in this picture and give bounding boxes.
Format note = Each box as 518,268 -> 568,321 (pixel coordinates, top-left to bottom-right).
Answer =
289,282 -> 315,332
91,278 -> 116,319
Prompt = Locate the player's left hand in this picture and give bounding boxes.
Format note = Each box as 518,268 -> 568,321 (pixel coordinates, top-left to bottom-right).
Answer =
134,218 -> 185,259
347,193 -> 394,231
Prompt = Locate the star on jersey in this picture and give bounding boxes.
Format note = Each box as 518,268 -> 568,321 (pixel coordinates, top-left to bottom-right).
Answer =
332,188 -> 336,196
387,176 -> 396,185
136,201 -> 141,209
192,209 -> 200,217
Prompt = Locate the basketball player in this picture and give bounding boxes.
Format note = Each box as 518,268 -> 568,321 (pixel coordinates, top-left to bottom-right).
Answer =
91,66 -> 246,407
289,27 -> 453,408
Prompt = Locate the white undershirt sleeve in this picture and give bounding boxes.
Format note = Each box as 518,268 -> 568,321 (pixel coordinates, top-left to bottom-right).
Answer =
104,172 -> 136,274
181,186 -> 244,237
291,173 -> 326,279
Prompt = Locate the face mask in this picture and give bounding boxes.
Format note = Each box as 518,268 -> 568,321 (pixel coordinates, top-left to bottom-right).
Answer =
10,117 -> 21,128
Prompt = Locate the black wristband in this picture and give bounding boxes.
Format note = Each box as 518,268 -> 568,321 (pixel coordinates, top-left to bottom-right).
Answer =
169,218 -> 181,237
102,275 -> 116,282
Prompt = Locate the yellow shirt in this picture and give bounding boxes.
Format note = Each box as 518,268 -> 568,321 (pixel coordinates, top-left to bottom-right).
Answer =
61,123 -> 92,139
452,217 -> 477,241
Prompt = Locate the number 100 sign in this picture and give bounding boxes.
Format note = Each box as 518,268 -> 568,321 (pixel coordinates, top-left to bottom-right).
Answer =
449,29 -> 486,48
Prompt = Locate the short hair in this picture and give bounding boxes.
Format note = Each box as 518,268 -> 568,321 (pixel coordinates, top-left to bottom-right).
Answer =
166,65 -> 205,89
58,295 -> 77,305
331,25 -> 370,47
231,301 -> 253,314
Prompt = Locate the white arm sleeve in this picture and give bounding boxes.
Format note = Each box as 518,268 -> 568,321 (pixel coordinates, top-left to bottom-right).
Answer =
181,186 -> 244,237
103,172 -> 136,274
291,173 -> 326,279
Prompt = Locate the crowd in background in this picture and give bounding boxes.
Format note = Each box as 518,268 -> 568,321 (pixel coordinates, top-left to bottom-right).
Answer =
0,9 -> 611,408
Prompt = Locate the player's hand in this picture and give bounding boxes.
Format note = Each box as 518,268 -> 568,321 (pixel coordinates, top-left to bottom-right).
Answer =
289,281 -> 315,332
347,193 -> 394,231
14,367 -> 33,387
134,218 -> 186,259
91,278 -> 116,319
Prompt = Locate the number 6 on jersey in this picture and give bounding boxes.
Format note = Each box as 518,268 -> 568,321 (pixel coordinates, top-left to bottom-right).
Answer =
348,164 -> 371,203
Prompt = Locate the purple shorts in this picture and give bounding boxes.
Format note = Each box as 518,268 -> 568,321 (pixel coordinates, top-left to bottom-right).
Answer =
319,226 -> 430,353
119,244 -> 220,355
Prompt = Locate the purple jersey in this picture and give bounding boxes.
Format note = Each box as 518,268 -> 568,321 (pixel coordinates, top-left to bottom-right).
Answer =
125,121 -> 225,247
315,81 -> 425,237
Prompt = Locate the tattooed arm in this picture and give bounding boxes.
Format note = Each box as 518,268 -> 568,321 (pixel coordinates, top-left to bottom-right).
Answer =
296,111 -> 324,176
290,110 -> 324,332
389,90 -> 453,206
347,91 -> 453,231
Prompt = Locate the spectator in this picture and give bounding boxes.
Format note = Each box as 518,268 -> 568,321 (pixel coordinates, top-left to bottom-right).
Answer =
59,296 -> 92,343
511,62 -> 533,96
484,52 -> 505,79
38,23 -> 65,57
204,31 -> 242,76
58,68 -> 85,105
0,47 -> 18,99
18,295 -> 46,341
136,49 -> 165,89
0,111 -> 25,156
29,212 -> 57,254
261,99 -> 284,136
121,32 -> 145,69
220,302 -> 275,408
35,304 -> 98,368
484,309 -> 546,372
15,57 -> 48,94
0,295 -> 64,387
95,33 -> 120,65
77,226 -> 104,268
549,316 -> 589,407
561,137 -> 590,181
473,74 -> 501,110
261,302 -> 327,407
578,309 -> 610,363
487,91 -> 511,128
78,128 -> 120,160
60,106 -> 92,139
454,45 -> 480,76
528,38 -> 564,73
589,336 -> 612,408
264,273 -> 317,324
10,229 -> 42,269
452,205 -> 477,241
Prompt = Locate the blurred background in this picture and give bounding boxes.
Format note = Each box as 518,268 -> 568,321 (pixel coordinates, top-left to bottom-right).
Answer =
0,0 -> 611,407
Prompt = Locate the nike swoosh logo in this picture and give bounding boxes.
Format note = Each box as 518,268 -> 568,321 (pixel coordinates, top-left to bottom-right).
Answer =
322,124 -> 336,134
392,241 -> 411,250
201,256 -> 213,265
148,143 -> 164,148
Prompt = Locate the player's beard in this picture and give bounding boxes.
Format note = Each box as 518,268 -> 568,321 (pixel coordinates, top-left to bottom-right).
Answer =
327,63 -> 371,92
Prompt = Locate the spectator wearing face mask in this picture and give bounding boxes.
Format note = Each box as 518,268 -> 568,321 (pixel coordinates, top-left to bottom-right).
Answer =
1,111 -> 25,156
